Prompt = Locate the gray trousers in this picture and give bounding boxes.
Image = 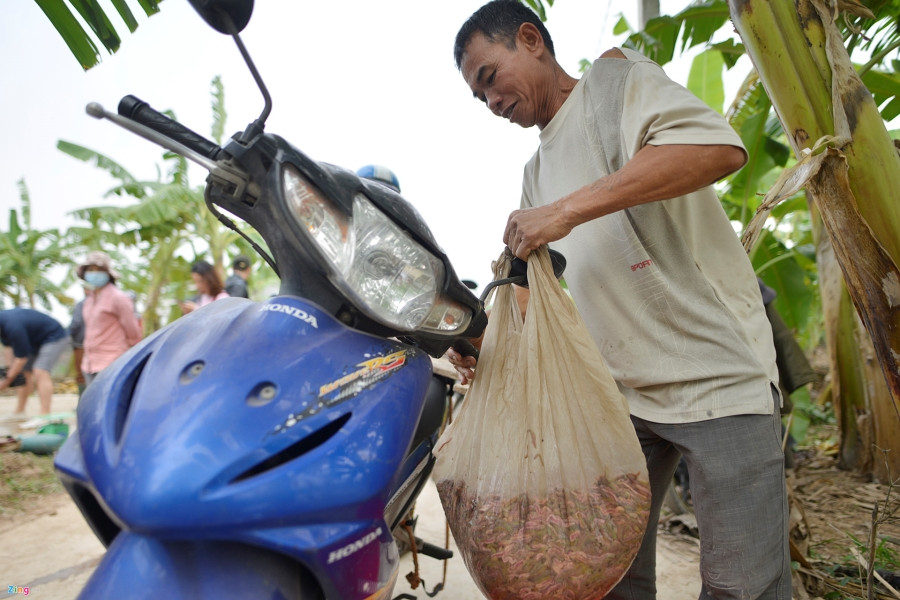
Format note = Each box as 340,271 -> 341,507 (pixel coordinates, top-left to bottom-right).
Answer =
607,391 -> 791,600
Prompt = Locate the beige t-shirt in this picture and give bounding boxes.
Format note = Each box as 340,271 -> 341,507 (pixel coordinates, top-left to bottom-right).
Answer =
522,49 -> 779,423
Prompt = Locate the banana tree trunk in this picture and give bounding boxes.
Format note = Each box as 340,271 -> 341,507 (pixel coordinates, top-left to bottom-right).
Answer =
141,236 -> 182,335
815,215 -> 890,474
729,0 -> 900,478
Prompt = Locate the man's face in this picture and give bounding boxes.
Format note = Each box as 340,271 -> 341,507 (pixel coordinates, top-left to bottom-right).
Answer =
460,31 -> 543,129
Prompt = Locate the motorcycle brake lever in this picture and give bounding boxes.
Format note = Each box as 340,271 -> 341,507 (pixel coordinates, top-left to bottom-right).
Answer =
85,102 -> 250,198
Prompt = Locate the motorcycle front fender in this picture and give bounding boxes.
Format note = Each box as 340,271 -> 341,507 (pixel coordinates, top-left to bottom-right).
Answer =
77,531 -> 324,599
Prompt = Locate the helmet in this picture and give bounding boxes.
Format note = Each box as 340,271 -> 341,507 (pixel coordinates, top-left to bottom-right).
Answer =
356,164 -> 400,192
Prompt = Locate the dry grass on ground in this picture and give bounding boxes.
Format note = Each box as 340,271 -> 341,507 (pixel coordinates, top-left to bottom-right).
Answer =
0,452 -> 65,520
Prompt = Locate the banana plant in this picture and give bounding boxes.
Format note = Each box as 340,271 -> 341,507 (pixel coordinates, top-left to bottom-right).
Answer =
0,179 -> 72,311
729,0 -> 900,481
58,76 -> 261,332
614,0 -> 899,478
34,0 -> 162,70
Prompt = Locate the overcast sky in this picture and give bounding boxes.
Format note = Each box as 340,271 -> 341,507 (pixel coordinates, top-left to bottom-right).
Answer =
2,0 -> 728,318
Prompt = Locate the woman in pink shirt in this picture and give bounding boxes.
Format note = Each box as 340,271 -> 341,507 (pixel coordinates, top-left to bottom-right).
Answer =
77,251 -> 143,387
179,260 -> 230,315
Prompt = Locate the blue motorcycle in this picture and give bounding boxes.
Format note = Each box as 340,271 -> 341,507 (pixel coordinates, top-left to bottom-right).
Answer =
54,1 -> 491,597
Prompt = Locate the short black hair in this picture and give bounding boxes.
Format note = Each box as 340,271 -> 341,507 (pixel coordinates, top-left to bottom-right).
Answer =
454,0 -> 555,70
232,255 -> 251,271
191,260 -> 214,275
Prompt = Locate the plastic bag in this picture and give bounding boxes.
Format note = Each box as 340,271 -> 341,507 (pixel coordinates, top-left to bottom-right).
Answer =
433,247 -> 651,600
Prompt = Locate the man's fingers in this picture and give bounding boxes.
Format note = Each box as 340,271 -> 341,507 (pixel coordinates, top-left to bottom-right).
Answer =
447,348 -> 477,384
454,365 -> 475,385
447,348 -> 477,368
503,224 -> 515,247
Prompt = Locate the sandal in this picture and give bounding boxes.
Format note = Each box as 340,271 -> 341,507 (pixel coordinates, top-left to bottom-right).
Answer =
0,435 -> 22,453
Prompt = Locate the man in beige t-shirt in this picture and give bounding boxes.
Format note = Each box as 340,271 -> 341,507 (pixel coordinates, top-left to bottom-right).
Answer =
449,1 -> 791,598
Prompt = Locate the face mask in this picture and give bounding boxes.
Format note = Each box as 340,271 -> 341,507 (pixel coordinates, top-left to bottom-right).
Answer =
84,271 -> 110,288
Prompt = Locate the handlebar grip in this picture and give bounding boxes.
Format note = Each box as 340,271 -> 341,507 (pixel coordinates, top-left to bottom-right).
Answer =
118,95 -> 221,161
451,338 -> 480,361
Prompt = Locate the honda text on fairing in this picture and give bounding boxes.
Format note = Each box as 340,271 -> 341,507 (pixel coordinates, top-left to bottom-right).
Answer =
52,1 -> 490,598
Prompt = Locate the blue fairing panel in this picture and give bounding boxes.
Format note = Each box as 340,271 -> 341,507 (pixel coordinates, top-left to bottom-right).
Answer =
61,296 -> 432,536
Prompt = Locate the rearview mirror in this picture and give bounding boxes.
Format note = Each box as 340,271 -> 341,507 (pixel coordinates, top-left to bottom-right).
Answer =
188,0 -> 254,34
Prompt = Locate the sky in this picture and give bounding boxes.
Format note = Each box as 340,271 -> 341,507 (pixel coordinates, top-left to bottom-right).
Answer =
1,0 -> 733,320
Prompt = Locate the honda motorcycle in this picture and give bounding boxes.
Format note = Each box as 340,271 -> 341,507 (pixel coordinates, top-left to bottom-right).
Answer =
53,1 -> 494,598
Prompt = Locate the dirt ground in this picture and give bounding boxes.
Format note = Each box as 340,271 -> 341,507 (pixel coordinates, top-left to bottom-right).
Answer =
3,392 -> 899,599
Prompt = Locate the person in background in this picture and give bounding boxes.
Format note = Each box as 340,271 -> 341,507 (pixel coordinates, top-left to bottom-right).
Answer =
180,260 -> 229,315
77,251 -> 142,388
448,2 -> 790,598
0,308 -> 70,415
68,295 -> 86,398
758,278 -> 819,468
758,278 -> 819,413
224,255 -> 251,299
357,164 -> 401,193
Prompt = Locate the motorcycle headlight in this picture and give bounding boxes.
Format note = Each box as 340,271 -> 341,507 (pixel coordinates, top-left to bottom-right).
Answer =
283,165 -> 471,333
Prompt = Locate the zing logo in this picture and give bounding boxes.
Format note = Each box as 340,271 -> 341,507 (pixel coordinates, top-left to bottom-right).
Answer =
7,587 -> 30,596
261,303 -> 318,328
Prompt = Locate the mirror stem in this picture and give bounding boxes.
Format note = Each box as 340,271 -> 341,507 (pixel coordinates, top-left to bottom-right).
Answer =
219,11 -> 272,143
232,32 -> 272,141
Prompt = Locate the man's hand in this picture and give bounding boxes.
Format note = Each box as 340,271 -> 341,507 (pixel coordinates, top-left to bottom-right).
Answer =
503,203 -> 573,260
446,347 -> 478,385
1,357 -> 27,391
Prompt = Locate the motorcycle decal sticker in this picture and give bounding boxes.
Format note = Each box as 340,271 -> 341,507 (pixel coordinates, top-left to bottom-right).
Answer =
259,303 -> 319,328
317,349 -> 408,402
326,526 -> 383,564
269,349 -> 409,436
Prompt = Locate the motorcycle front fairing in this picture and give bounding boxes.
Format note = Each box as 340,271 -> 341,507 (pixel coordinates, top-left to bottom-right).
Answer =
55,294 -> 434,599
206,131 -> 488,357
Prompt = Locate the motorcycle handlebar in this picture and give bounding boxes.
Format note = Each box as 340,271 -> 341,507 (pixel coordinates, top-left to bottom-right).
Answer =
451,338 -> 480,361
118,95 -> 221,161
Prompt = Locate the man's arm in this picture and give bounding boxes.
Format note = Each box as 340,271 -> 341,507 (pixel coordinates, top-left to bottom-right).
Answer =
117,295 -> 143,347
0,356 -> 28,391
504,142 -> 746,259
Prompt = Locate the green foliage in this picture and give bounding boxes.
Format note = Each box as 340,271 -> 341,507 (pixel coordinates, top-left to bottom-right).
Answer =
608,0 -> 897,361
521,0 -> 553,22
687,50 -> 725,114
786,386 -> 812,443
789,385 -> 837,444
615,1 -> 732,69
210,75 -> 227,145
721,91 -> 792,225
844,0 -> 900,64
861,68 -> 900,121
840,533 -> 900,576
0,179 -> 73,311
751,230 -> 818,339
613,0 -> 898,123
52,76 -> 266,332
57,140 -> 142,196
34,0 -> 161,70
